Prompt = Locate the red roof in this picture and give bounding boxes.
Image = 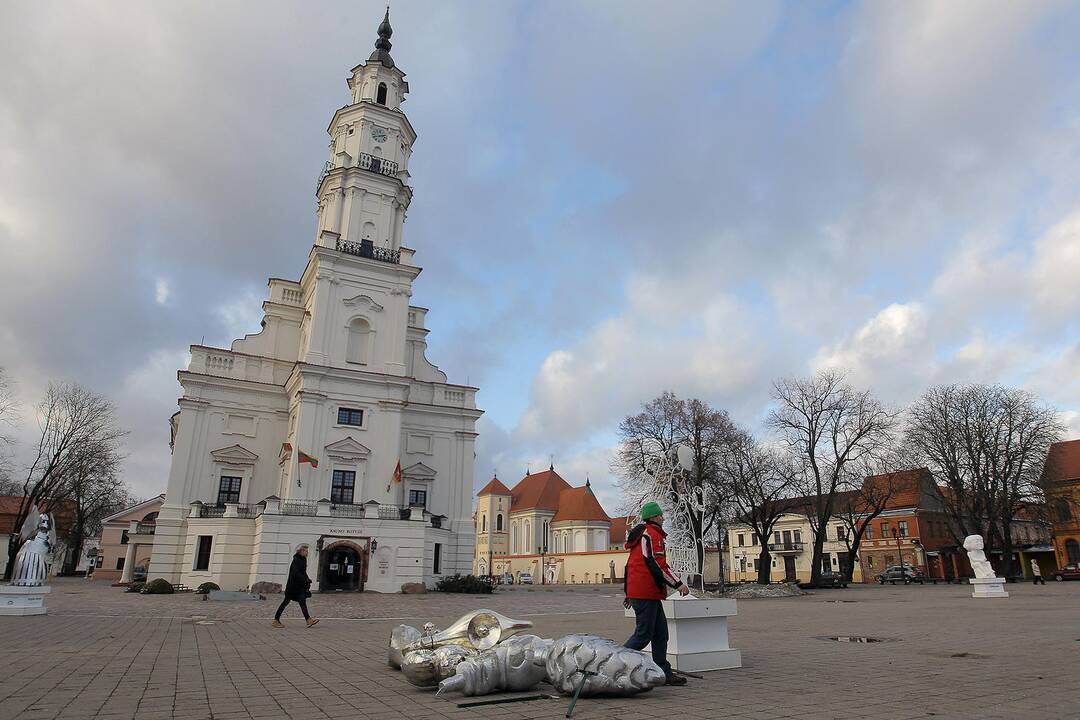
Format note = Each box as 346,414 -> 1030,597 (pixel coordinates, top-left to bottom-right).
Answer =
0,496 -> 77,536
551,484 -> 611,523
865,468 -> 933,510
1045,439 -> 1080,483
609,517 -> 633,545
509,469 -> 571,512
477,477 -> 511,496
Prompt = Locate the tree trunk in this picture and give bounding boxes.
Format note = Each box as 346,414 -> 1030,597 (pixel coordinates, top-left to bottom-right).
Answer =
809,515 -> 827,586
756,547 -> 771,584
63,517 -> 86,576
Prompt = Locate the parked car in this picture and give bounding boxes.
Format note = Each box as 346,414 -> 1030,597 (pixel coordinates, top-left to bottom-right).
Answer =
518,573 -> 533,585
499,572 -> 514,585
875,565 -> 924,584
817,570 -> 849,588
1052,564 -> 1080,581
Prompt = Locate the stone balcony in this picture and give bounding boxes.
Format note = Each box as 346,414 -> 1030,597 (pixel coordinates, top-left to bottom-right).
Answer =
186,498 -> 442,526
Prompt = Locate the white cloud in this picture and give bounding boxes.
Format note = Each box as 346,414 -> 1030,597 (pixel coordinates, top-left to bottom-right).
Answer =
214,289 -> 264,343
1029,210 -> 1080,325
154,278 -> 171,305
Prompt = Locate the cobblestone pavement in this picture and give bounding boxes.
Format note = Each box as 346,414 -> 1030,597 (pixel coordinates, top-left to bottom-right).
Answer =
2,579 -> 1078,720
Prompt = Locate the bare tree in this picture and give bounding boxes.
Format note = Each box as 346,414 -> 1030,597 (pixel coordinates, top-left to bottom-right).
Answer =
906,384 -> 1062,576
719,429 -> 798,584
769,370 -> 896,586
833,467 -> 903,583
613,392 -> 736,587
4,382 -> 126,579
61,439 -> 129,574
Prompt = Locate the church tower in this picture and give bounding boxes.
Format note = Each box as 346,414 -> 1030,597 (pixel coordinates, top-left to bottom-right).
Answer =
149,12 -> 481,594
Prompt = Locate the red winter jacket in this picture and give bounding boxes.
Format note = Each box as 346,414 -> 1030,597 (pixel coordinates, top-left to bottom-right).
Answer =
624,520 -> 683,600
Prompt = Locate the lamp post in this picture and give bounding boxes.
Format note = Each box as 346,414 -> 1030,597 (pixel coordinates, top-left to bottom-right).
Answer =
892,528 -> 905,579
537,544 -> 548,585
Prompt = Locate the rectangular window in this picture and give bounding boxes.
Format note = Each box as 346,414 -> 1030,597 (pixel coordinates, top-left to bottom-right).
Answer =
116,557 -> 125,571
865,524 -> 873,540
751,535 -> 758,546
837,526 -> 847,541
821,553 -> 831,573
194,536 -> 213,571
793,530 -> 802,543
880,521 -> 890,537
739,557 -> 746,572
898,521 -> 908,538
96,556 -> 103,568
867,556 -> 874,568
120,529 -> 129,545
774,531 -> 781,545
433,543 -> 442,574
217,476 -> 242,506
337,407 -> 364,426
737,533 -> 745,546
782,530 -> 792,545
331,470 -> 356,504
408,489 -> 427,507
753,558 -> 759,571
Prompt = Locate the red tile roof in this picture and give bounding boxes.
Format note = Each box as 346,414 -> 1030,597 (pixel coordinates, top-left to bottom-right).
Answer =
1045,439 -> 1080,483
509,469 -> 571,512
551,484 -> 611,523
609,516 -> 634,545
865,468 -> 933,510
0,496 -> 77,536
477,477 -> 511,496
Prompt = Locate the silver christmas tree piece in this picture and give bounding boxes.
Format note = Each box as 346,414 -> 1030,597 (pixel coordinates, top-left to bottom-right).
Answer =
11,508 -> 55,587
400,645 -> 477,687
388,624 -> 422,669
535,634 -> 666,696
404,609 -> 532,652
436,635 -> 552,696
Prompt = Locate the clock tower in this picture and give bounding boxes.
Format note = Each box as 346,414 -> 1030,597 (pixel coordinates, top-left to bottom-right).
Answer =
315,8 -> 415,255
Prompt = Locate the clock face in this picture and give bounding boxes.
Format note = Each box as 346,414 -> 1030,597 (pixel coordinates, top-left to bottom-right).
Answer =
371,127 -> 388,142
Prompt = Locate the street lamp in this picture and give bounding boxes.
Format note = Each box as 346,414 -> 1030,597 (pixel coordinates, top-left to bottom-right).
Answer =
537,544 -> 548,585
891,528 -> 906,580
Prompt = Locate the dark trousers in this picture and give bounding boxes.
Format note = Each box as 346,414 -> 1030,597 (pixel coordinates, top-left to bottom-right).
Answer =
625,599 -> 671,676
275,595 -> 310,620
1032,575 -> 1045,585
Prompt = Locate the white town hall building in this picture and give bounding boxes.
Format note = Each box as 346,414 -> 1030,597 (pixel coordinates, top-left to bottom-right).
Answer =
148,12 -> 482,593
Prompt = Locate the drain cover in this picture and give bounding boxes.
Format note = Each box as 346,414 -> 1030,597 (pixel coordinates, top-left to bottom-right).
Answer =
817,635 -> 888,643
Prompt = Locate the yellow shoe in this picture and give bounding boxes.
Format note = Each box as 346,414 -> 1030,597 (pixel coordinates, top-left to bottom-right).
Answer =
306,618 -> 319,628
271,619 -> 284,628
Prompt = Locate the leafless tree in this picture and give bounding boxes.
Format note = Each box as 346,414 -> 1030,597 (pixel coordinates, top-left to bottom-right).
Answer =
906,384 -> 1062,576
833,464 -> 904,583
769,370 -> 897,586
4,382 -> 127,579
718,428 -> 798,584
61,439 -> 129,575
613,393 -> 737,586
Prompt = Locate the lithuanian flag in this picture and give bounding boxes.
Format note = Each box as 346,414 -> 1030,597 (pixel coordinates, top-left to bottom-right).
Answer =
298,450 -> 319,469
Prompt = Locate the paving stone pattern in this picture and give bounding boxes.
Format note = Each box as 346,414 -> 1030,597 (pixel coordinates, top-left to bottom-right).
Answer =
1,579 -> 1077,719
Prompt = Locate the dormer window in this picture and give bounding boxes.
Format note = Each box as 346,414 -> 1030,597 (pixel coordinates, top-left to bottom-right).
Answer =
376,82 -> 388,105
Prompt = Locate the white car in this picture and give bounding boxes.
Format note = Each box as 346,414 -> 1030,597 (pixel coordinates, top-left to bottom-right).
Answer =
518,573 -> 533,585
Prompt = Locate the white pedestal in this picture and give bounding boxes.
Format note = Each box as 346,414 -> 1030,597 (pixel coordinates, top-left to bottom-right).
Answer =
0,584 -> 51,615
625,596 -> 742,672
969,577 -> 1008,599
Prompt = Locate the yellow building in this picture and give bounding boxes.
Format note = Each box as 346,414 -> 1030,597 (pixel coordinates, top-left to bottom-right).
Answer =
1045,439 -> 1080,569
727,511 -> 865,583
474,468 -> 629,584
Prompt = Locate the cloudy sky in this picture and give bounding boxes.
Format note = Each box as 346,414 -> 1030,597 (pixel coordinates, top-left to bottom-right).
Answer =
2,1 -> 1079,512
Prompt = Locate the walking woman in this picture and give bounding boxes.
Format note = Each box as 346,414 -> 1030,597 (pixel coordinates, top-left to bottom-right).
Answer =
272,544 -> 319,628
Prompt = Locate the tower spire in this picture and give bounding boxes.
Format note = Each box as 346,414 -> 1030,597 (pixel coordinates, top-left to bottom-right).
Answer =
369,6 -> 395,68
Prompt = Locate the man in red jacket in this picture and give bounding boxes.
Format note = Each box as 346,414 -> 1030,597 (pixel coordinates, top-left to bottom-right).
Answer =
623,501 -> 689,685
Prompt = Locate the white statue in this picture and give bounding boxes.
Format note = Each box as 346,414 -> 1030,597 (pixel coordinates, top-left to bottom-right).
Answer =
962,535 -> 996,579
535,634 -> 666,696
11,507 -> 56,587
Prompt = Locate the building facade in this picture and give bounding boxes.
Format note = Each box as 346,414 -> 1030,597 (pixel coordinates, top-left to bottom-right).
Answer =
728,512 -> 864,584
474,469 -> 630,584
1045,439 -> 1080,570
94,495 -> 164,583
148,12 -> 482,593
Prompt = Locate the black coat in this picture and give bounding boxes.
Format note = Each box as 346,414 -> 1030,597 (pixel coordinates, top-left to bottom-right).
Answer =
284,553 -> 311,600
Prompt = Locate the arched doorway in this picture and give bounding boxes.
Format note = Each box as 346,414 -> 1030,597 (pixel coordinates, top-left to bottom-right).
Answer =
320,541 -> 365,592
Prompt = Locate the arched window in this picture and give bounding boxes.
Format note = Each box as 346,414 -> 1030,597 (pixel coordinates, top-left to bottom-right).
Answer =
524,521 -> 531,552
1067,539 -> 1080,565
481,515 -> 487,533
346,317 -> 372,365
1055,498 -> 1073,522
376,82 -> 388,105
141,511 -> 158,523
496,514 -> 503,532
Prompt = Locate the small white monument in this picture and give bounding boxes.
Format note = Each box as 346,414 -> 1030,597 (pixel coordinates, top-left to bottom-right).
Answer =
624,592 -> 742,672
963,534 -> 1008,599
0,506 -> 54,616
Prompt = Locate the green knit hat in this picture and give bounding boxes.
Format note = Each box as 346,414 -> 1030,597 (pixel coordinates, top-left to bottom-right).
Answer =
640,502 -> 663,520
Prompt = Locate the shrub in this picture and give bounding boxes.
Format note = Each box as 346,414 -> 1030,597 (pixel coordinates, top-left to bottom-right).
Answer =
434,574 -> 494,594
125,582 -> 145,593
196,582 -> 221,595
141,578 -> 175,594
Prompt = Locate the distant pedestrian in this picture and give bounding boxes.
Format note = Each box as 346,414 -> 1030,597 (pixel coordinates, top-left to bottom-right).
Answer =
272,545 -> 319,628
1031,558 -> 1045,585
623,502 -> 689,686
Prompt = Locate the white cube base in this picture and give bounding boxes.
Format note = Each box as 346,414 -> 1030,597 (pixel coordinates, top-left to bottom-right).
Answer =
0,584 -> 50,615
625,596 -> 742,672
969,577 -> 1008,599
